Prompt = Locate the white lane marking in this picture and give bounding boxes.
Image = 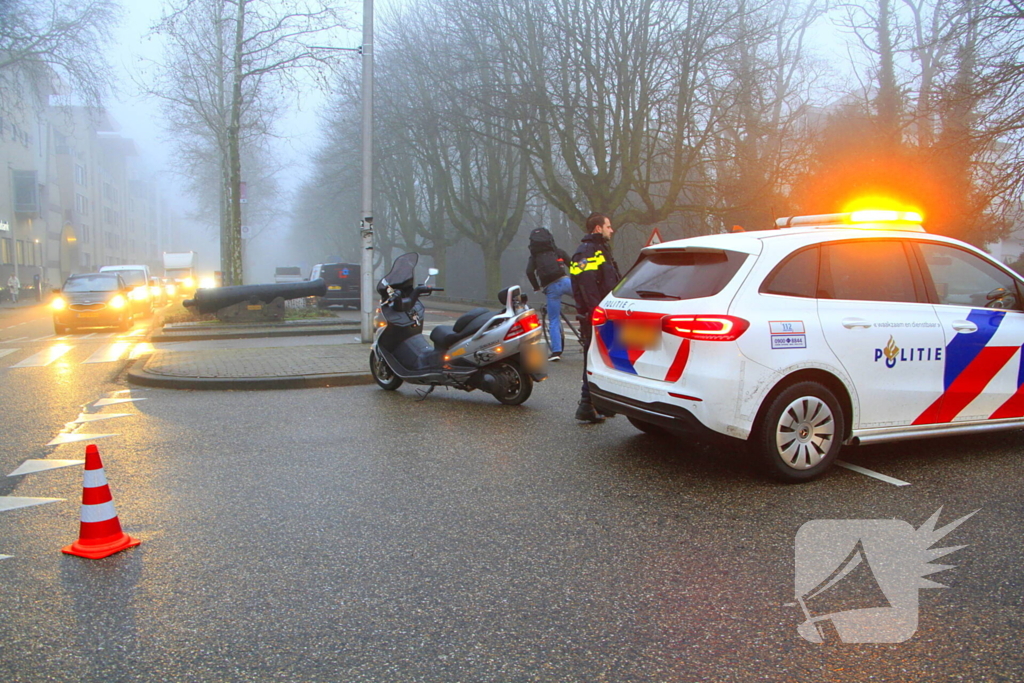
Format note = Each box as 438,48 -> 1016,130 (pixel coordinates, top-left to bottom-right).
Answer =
10,344 -> 73,368
0,348 -> 19,360
83,342 -> 131,364
78,332 -> 98,339
0,555 -> 11,560
46,433 -> 118,446
836,460 -> 911,486
0,496 -> 64,511
72,413 -> 131,424
8,460 -> 84,477
31,335 -> 55,342
1,336 -> 27,343
92,397 -> 146,407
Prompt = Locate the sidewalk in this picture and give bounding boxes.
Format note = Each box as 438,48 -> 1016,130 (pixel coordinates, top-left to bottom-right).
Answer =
127,301 -> 486,391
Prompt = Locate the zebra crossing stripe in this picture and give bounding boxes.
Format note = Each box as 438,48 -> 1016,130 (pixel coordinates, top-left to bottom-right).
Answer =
10,344 -> 73,367
0,348 -> 18,360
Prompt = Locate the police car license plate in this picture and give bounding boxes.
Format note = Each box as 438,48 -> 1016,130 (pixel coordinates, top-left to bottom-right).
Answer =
619,322 -> 658,349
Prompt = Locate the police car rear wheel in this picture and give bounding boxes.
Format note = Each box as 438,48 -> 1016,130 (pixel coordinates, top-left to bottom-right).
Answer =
754,381 -> 844,482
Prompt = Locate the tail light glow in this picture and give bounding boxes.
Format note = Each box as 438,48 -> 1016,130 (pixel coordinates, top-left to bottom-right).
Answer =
591,306 -> 608,326
504,311 -> 541,340
662,315 -> 749,341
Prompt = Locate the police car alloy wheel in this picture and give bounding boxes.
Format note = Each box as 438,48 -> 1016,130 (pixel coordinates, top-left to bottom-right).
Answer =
752,381 -> 845,482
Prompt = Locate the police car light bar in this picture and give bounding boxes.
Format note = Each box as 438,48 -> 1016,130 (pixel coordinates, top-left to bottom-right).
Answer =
774,211 -> 925,231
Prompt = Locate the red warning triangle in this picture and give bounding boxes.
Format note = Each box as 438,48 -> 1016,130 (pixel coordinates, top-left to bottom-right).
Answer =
645,228 -> 663,247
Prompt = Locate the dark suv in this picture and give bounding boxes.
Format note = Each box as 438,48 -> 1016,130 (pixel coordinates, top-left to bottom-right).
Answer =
310,263 -> 361,309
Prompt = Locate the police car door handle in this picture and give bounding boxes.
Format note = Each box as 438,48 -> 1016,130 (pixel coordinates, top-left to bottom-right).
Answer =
952,320 -> 978,333
841,317 -> 872,329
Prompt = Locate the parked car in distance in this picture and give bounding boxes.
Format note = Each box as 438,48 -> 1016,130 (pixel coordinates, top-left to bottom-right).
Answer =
310,262 -> 361,309
51,273 -> 134,334
98,264 -> 153,317
588,209 -> 1024,482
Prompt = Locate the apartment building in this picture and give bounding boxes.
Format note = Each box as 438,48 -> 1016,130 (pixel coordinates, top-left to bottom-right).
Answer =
1,92 -> 176,297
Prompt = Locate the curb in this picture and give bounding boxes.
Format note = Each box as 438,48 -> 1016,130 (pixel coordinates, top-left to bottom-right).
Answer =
151,325 -> 359,342
126,366 -> 376,391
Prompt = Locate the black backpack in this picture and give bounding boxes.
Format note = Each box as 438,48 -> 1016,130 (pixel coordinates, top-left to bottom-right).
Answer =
528,228 -> 565,284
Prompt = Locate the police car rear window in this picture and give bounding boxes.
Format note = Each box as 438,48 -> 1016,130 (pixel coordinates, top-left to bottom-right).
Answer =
613,250 -> 748,301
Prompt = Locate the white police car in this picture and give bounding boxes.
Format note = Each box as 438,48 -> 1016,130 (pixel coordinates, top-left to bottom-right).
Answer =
588,210 -> 1024,481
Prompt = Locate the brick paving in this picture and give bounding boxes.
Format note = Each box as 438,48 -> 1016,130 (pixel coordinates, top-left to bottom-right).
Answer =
142,344 -> 370,379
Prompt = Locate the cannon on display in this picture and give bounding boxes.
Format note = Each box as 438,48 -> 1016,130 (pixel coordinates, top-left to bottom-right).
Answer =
183,279 -> 328,322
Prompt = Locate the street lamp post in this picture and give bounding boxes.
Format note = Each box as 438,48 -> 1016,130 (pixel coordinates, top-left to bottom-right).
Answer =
359,0 -> 374,343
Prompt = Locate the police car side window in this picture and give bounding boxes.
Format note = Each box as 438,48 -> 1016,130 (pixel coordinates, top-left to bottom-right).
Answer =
760,246 -> 818,298
916,242 -> 1022,311
819,240 -> 920,303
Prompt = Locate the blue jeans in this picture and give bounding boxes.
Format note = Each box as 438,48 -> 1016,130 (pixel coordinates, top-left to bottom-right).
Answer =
543,276 -> 572,353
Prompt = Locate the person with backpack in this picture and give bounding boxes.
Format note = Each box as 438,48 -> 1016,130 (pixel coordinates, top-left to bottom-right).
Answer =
525,227 -> 572,361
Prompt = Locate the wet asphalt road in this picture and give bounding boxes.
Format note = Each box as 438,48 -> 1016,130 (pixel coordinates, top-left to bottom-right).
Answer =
1,345 -> 1022,682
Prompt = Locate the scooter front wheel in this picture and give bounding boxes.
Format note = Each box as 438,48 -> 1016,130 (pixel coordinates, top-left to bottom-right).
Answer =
370,349 -> 403,390
491,359 -> 533,406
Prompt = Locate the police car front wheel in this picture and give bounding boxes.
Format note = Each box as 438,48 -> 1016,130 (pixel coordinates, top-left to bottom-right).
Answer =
752,381 -> 845,482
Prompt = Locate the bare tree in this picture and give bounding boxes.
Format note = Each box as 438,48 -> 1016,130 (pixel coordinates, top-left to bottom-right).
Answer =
0,0 -> 118,118
152,0 -> 348,285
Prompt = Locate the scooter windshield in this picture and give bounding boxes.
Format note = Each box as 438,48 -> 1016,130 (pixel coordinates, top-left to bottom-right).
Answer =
379,252 -> 419,294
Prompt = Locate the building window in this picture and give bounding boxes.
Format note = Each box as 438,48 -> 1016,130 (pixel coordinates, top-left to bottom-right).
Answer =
80,225 -> 90,244
75,164 -> 87,186
16,240 -> 25,265
1,238 -> 11,264
75,193 -> 88,215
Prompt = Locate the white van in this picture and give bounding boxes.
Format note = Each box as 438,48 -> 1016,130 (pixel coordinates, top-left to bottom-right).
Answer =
98,264 -> 153,316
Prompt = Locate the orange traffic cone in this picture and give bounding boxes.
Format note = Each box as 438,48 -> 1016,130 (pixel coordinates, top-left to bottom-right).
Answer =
61,444 -> 141,559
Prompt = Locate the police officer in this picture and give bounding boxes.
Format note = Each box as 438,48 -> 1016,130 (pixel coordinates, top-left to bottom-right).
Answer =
570,212 -> 620,422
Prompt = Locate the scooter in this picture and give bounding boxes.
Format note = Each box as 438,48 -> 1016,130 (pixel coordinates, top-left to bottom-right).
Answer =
369,253 -> 546,405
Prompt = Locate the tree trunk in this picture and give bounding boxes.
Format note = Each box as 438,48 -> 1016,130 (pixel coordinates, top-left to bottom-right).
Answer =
227,0 -> 246,286
482,243 -> 502,300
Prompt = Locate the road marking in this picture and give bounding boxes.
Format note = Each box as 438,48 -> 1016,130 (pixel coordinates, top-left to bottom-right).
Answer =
46,433 -> 118,446
836,460 -> 911,486
1,336 -> 26,343
92,397 -> 146,407
8,459 -> 84,477
72,413 -> 131,424
78,332 -> 98,339
10,344 -> 72,367
83,342 -> 132,364
31,335 -> 55,342
0,348 -> 19,360
0,555 -> 11,560
0,496 -> 64,511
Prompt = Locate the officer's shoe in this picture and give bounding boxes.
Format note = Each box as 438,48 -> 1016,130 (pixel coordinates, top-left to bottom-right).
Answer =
575,401 -> 605,423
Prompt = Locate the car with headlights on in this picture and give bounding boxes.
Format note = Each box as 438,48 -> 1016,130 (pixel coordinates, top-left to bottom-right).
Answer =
588,210 -> 1024,481
52,273 -> 134,334
98,264 -> 153,317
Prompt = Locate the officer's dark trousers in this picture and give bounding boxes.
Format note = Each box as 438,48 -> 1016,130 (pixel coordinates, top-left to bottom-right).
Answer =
579,317 -> 593,404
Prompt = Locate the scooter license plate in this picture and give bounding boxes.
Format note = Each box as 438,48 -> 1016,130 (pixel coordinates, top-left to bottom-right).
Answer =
619,322 -> 658,349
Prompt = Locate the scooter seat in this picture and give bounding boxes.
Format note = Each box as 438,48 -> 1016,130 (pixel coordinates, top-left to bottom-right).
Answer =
453,307 -> 491,332
431,309 -> 500,349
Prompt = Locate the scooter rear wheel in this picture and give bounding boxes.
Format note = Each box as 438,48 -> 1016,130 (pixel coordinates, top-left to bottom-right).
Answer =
370,349 -> 403,390
491,360 -> 533,405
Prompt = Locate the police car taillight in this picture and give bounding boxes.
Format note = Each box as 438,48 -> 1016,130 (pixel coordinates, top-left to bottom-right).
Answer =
662,315 -> 749,341
591,306 -> 608,326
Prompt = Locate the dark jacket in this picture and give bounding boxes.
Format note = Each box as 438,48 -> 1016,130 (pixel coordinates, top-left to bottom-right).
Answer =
570,233 -> 621,315
526,247 -> 571,290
